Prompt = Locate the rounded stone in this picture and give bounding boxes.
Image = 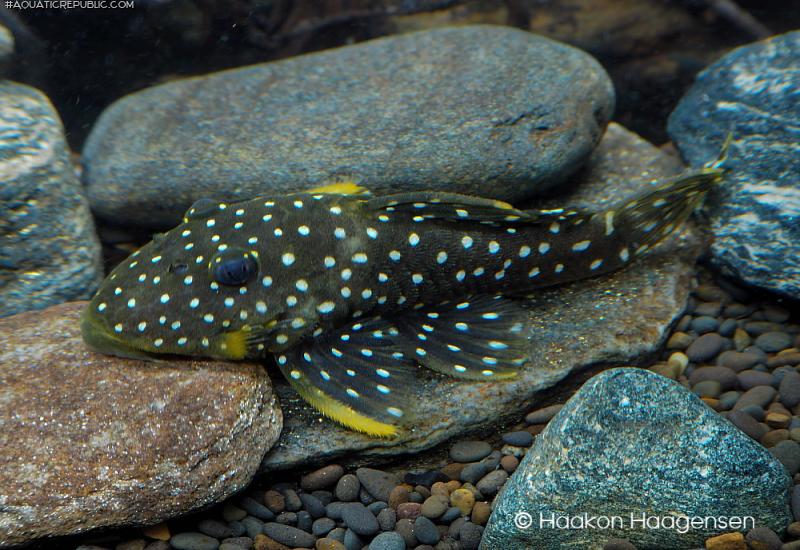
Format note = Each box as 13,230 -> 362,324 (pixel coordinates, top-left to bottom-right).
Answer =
685,333 -> 726,363
769,440 -> 800,475
312,518 -> 336,537
450,441 -> 492,463
525,404 -> 563,424
471,501 -> 492,526
0,82 -> 102,316
414,516 -> 440,545
84,26 -> 614,229
340,503 -> 379,537
420,495 -> 449,519
458,522 -> 484,550
738,370 -> 776,390
692,380 -> 721,399
755,332 -> 792,353
716,351 -> 761,372
334,474 -> 360,502
779,370 -> 800,408
450,488 -> 476,515
475,470 -> 508,498
668,30 -> 800,300
262,523 -> 316,548
501,431 -> 534,447
690,315 -> 719,334
733,386 -> 777,411
688,366 -> 737,390
368,531 -> 405,550
169,533 -> 220,550
301,465 -> 345,491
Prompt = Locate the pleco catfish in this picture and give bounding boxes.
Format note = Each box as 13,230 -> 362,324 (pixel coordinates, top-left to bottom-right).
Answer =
82,152 -> 728,437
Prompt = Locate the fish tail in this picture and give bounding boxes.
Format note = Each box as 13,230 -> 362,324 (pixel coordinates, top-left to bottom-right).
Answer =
616,139 -> 730,254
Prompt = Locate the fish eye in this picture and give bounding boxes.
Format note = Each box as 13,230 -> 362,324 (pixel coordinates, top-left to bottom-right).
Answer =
169,263 -> 189,275
210,249 -> 259,286
184,198 -> 224,221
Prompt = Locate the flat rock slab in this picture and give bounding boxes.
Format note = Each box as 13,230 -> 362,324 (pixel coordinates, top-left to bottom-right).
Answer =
482,368 -> 792,549
0,302 -> 282,547
0,81 -> 102,317
668,30 -> 800,300
260,123 -> 699,472
82,25 -> 614,229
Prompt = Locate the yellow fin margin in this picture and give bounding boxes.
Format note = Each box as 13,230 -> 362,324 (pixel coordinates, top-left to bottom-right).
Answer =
305,181 -> 369,196
292,378 -> 399,437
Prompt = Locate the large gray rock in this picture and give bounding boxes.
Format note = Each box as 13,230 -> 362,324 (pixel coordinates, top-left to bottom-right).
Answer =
260,123 -> 700,472
668,31 -> 800,300
482,368 -> 792,550
0,302 -> 282,547
82,25 -> 614,229
0,82 -> 102,317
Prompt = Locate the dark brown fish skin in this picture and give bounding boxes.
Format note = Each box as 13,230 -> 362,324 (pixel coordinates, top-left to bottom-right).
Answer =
81,163 -> 725,435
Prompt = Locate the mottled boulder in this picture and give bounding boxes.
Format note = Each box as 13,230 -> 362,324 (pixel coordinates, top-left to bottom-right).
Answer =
260,123 -> 700,471
668,31 -> 800,300
0,24 -> 12,76
82,25 -> 614,229
0,302 -> 282,547
0,82 -> 102,317
482,368 -> 792,550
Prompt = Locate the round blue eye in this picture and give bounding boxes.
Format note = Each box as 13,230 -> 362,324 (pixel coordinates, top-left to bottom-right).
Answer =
211,250 -> 259,286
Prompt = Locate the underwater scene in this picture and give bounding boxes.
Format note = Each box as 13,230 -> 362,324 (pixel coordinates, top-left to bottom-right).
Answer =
1,1 -> 799,549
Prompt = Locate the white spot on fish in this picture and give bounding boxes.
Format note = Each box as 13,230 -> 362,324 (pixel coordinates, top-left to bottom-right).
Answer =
330,205 -> 342,215
412,273 -> 423,284
324,256 -> 336,268
127,298 -> 136,308
462,236 -> 473,249
317,301 -> 335,314
190,298 -> 200,308
334,227 -> 346,239
389,250 -> 401,261
572,240 -> 591,252
282,253 -> 295,266
256,301 -> 267,314
298,225 -> 310,236
184,275 -> 193,285
352,253 -> 368,264
296,279 -> 309,292
437,251 -> 448,264
341,268 -> 352,281
539,242 -> 550,254
528,267 -> 541,278
590,259 -> 603,270
203,313 -> 214,323
620,248 -> 630,262
605,210 -> 615,236
262,275 -> 273,287
160,293 -> 170,304
408,233 -> 420,246
549,222 -> 560,234
555,263 -> 564,273
519,245 -> 531,258
367,227 -> 378,239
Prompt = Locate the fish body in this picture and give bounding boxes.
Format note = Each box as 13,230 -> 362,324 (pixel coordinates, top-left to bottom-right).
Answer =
83,164 -> 726,436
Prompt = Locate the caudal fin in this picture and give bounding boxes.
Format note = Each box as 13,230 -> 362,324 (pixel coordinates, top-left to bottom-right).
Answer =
616,139 -> 730,255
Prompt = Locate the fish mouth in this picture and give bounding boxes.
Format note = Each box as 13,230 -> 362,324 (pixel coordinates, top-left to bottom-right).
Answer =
81,306 -> 160,361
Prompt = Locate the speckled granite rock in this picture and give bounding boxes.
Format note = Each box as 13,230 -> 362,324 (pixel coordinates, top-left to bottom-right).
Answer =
82,25 -> 614,229
0,302 -> 282,547
668,31 -> 800,300
482,368 -> 792,550
0,82 -> 102,317
260,123 -> 699,472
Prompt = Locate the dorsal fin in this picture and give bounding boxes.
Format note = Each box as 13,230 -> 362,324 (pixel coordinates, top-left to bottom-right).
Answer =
367,192 -> 585,224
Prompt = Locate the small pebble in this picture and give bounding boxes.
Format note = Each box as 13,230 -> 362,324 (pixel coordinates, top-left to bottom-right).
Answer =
222,504 -> 248,523
745,321 -> 783,336
460,462 -> 489,485
716,351 -> 761,372
335,474 -> 360,502
421,495 -> 449,518
458,522 -> 484,550
450,440 -> 492,463
356,468 -> 399,503
282,489 -> 302,512
198,519 -> 232,539
770,440 -> 800,474
501,430 -> 533,447
686,333 -> 726,363
263,490 -> 285,514
315,538 -> 346,550
733,386 -> 777,411
689,366 -> 738,390
727,410 -> 769,441
441,506 -> 462,523
744,526 -> 782,550
704,531 -> 745,550
755,331 -> 792,353
262,523 -> 316,548
525,404 -> 563,424
761,429 -> 789,448
765,412 -> 791,429
302,465 -> 345,491
788,520 -> 800,537
733,328 -> 751,351
668,351 -> 689,372
300,493 -> 326,519
471,501 -> 491,526
388,485 -> 410,508
343,529 -> 363,550
414,516 -> 440,545
404,470 -> 448,487
738,370 -> 776,390
169,533 -> 220,550
368,531 -> 405,550
500,455 -> 519,473
396,502 -> 421,519
450,488 -> 475,515
780,370 -> 800,408
312,518 -> 336,537
666,331 -> 694,350
724,302 -> 753,318
693,380 -> 721,398
718,318 -> 737,337
341,503 -> 379,537
395,518 -> 417,547
763,305 -> 790,323
377,507 -> 397,531
475,470 -> 508,498
718,390 -> 740,410
691,315 -> 719,333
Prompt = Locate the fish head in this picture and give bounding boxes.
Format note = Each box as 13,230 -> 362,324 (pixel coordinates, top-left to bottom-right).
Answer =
82,197 -> 295,361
